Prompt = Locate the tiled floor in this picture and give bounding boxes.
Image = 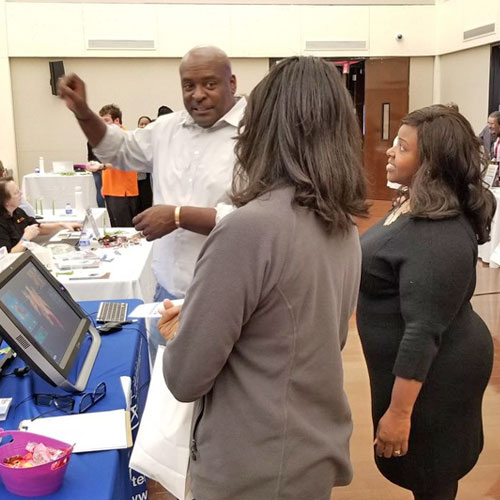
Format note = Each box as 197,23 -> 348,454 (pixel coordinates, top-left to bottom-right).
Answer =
148,200 -> 500,500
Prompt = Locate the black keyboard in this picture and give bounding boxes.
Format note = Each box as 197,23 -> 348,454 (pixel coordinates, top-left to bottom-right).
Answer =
96,302 -> 128,323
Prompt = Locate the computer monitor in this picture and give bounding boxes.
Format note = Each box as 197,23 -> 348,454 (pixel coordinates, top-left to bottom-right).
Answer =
0,251 -> 100,392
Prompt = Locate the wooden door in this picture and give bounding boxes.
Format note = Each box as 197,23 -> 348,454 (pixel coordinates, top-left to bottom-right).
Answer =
364,58 -> 409,200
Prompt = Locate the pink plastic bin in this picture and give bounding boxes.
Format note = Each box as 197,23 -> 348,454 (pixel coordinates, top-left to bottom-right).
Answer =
0,428 -> 73,497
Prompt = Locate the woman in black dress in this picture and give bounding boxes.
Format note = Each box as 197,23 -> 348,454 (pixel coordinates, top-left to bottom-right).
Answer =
357,105 -> 496,500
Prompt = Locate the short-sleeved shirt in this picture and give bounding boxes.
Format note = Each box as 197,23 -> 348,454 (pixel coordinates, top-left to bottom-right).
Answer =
0,207 -> 38,252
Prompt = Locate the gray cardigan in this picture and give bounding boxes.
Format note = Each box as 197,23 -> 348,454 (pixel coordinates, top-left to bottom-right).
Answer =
164,187 -> 361,500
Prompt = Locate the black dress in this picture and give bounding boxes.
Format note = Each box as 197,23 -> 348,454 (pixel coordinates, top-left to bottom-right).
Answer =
357,212 -> 493,493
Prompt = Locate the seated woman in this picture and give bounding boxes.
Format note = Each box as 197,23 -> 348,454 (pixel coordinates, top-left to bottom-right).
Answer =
0,177 -> 81,253
0,161 -> 35,216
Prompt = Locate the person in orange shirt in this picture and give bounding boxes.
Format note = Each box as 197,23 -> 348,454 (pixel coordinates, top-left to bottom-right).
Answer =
88,104 -> 139,227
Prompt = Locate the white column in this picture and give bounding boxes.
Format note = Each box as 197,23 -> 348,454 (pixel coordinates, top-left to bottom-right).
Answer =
0,0 -> 18,179
432,54 -> 441,105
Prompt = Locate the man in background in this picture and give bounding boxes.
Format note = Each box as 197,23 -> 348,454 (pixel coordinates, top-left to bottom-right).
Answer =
157,105 -> 173,117
479,111 -> 500,160
87,104 -> 139,227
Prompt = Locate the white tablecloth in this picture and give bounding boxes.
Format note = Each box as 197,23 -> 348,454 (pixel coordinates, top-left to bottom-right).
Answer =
22,172 -> 97,210
48,230 -> 156,302
478,187 -> 500,268
37,208 -> 107,227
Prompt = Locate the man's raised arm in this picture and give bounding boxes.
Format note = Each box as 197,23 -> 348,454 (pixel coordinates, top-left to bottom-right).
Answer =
58,74 -> 107,147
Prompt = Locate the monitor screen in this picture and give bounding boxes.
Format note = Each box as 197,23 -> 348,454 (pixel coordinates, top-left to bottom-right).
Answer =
0,251 -> 100,392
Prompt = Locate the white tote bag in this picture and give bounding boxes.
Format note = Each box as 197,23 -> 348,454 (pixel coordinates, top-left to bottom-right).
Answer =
129,346 -> 195,500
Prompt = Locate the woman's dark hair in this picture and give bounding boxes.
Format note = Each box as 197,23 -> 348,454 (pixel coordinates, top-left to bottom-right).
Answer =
0,176 -> 15,216
232,56 -> 368,233
402,105 -> 496,244
137,115 -> 152,126
157,106 -> 173,117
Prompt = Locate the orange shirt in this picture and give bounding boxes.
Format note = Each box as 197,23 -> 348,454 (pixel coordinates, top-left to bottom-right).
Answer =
101,167 -> 139,197
101,124 -> 139,197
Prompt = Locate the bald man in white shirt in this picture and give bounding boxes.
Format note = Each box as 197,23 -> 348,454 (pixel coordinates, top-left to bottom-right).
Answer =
59,46 -> 245,361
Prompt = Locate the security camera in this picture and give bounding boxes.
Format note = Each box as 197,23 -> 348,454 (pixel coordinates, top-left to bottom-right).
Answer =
396,33 -> 403,41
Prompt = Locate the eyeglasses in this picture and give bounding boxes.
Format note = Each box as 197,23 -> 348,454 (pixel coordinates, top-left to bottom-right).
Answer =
80,382 -> 106,413
33,382 -> 106,420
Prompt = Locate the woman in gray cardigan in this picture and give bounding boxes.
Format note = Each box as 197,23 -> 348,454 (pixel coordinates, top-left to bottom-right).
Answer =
159,56 -> 368,500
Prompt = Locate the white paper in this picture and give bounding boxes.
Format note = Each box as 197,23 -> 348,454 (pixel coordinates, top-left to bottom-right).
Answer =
19,409 -> 132,453
129,346 -> 194,500
120,376 -> 132,411
484,163 -> 498,187
129,299 -> 184,318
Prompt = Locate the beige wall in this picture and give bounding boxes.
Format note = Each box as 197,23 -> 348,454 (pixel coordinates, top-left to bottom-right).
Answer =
409,56 -> 435,112
10,57 -> 269,179
0,0 -> 18,179
436,0 -> 500,55
439,45 -> 491,134
4,1 -> 499,182
5,3 -> 436,58
11,48 -> 492,179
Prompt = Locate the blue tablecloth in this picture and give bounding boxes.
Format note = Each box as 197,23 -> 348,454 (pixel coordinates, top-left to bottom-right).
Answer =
0,299 -> 150,500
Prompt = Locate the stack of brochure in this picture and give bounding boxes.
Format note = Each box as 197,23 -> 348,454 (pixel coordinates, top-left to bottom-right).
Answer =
54,250 -> 101,270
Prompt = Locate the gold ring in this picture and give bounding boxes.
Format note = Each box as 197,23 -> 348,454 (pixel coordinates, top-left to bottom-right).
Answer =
394,450 -> 401,456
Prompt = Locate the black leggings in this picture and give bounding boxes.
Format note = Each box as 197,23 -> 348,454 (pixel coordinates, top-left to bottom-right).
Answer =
413,481 -> 458,500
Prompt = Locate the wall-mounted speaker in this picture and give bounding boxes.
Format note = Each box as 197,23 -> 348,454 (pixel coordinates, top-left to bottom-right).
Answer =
49,60 -> 65,96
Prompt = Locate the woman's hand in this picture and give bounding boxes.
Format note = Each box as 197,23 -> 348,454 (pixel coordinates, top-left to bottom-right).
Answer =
157,299 -> 182,341
374,407 -> 411,458
23,224 -> 40,241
